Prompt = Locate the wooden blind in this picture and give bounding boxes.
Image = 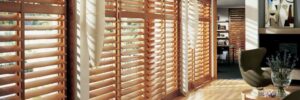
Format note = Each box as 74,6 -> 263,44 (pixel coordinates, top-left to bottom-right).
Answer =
89,0 -> 178,99
0,0 -> 66,99
146,0 -> 178,99
89,0 -> 117,100
0,1 -> 22,99
229,8 -> 245,62
194,0 -> 211,86
186,0 -> 199,87
164,0 -> 178,95
184,0 -> 212,89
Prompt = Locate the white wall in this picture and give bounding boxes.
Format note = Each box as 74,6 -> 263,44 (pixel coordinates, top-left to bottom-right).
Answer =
218,8 -> 229,21
217,8 -> 229,31
246,0 -> 300,50
217,0 -> 245,8
245,0 -> 259,50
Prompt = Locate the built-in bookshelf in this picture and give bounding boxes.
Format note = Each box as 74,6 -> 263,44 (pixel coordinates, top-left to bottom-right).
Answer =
217,21 -> 229,47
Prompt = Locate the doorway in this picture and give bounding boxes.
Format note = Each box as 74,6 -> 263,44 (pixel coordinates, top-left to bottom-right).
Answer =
216,0 -> 245,79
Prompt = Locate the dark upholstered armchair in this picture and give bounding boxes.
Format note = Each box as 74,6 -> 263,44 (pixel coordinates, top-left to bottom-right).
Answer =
239,48 -> 271,97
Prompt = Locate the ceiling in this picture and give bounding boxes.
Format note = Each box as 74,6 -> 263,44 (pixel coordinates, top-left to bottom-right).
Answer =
217,0 -> 245,8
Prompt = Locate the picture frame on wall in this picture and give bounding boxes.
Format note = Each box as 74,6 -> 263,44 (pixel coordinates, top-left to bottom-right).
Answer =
265,0 -> 294,28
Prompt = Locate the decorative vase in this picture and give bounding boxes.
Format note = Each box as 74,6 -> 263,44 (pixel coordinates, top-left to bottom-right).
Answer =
271,68 -> 292,98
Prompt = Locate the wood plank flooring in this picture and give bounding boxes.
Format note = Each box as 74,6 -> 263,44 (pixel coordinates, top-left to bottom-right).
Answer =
175,79 -> 251,100
174,79 -> 300,100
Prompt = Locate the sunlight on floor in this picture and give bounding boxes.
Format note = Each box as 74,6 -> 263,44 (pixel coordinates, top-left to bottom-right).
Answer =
176,79 -> 251,100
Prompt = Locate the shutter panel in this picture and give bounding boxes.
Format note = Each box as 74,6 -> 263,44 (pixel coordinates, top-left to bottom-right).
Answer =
89,17 -> 118,99
146,0 -> 178,99
0,0 -> 66,99
0,1 -> 22,99
146,1 -> 165,99
180,0 -> 189,94
164,0 -> 178,94
182,0 -> 212,89
194,0 -> 211,85
147,18 -> 166,99
90,0 -> 178,99
186,0 -> 198,87
120,18 -> 146,99
89,0 -> 117,100
120,0 -> 146,99
24,0 -> 66,99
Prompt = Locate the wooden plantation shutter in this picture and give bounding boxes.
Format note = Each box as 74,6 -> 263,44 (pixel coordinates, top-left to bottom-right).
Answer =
180,0 -> 189,94
164,0 -> 178,95
187,0 -> 199,88
181,0 -> 212,89
194,0 -> 212,86
89,0 -> 117,100
0,1 -> 23,99
89,0 -> 147,99
146,0 -> 178,99
0,0 -> 66,99
89,0 -> 179,99
24,0 -> 66,99
119,0 -> 146,98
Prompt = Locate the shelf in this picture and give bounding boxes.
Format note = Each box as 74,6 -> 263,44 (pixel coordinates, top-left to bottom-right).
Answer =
218,21 -> 229,23
218,45 -> 229,47
217,30 -> 229,32
259,28 -> 300,34
217,37 -> 229,39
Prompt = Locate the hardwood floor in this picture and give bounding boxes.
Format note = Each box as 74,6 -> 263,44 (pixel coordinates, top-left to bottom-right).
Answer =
174,79 -> 300,100
173,70 -> 300,100
174,79 -> 252,100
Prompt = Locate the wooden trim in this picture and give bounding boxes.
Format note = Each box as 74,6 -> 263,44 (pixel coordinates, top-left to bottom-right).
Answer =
259,28 -> 300,34
20,1 -> 25,99
116,0 -> 121,100
177,0 -> 184,96
212,0 -> 218,79
163,89 -> 181,100
66,0 -> 76,99
144,0 -> 150,99
0,2 -> 21,12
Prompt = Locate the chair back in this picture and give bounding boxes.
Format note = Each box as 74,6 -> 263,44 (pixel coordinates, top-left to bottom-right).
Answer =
239,48 -> 266,72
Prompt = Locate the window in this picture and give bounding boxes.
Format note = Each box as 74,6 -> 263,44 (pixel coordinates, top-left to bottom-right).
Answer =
181,0 -> 212,89
1,0 -> 213,99
0,0 -> 66,99
88,0 -> 179,99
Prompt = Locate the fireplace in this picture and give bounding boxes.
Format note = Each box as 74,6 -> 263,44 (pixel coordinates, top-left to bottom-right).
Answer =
259,34 -> 300,69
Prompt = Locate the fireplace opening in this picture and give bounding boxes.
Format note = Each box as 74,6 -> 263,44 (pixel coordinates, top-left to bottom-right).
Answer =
259,34 -> 300,69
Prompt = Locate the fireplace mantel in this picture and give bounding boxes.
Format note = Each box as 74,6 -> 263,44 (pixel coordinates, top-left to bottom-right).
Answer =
259,28 -> 300,34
